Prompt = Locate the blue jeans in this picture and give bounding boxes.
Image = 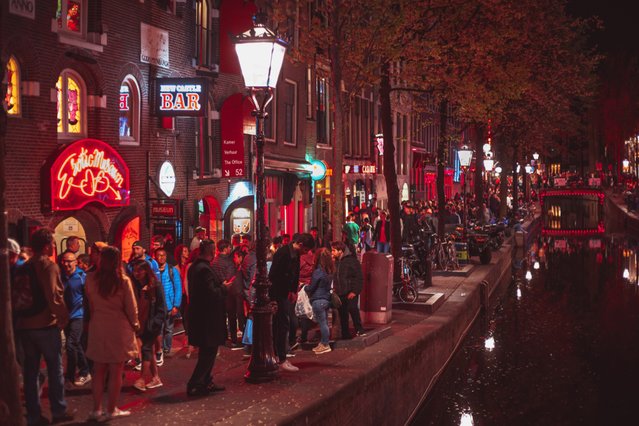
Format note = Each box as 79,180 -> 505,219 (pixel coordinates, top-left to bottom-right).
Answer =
311,299 -> 330,344
376,241 -> 390,253
22,327 -> 67,424
162,313 -> 175,352
64,318 -> 89,381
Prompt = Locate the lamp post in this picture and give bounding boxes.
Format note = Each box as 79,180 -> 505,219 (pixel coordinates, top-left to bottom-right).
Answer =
458,145 -> 473,234
234,13 -> 287,383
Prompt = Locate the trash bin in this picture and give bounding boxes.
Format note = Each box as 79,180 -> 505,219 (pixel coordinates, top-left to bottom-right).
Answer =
360,252 -> 393,324
455,242 -> 469,265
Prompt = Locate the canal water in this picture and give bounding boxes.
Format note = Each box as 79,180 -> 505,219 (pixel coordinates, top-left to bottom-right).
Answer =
411,233 -> 639,425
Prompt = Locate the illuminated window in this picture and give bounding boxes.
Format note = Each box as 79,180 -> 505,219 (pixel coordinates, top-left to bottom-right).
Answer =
119,76 -> 140,145
57,69 -> 86,138
3,56 -> 20,116
195,0 -> 213,68
316,76 -> 330,145
56,0 -> 86,36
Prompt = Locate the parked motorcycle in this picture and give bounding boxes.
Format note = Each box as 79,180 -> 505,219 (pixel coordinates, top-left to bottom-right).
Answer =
457,227 -> 492,265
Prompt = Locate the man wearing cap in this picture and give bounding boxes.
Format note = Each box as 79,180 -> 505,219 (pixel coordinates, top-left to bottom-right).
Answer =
126,241 -> 160,285
190,227 -> 207,252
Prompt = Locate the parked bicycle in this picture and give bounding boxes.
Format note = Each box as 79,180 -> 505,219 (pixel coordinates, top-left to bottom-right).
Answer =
393,255 -> 418,303
431,233 -> 459,271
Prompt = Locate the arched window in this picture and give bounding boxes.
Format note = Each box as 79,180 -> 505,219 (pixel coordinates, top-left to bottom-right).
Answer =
119,76 -> 140,145
56,69 -> 86,138
4,56 -> 21,116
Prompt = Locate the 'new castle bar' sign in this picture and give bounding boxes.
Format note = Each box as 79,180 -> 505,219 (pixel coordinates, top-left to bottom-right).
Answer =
156,78 -> 207,117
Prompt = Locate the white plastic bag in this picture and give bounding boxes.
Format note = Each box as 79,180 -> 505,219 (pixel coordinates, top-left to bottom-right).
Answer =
295,286 -> 314,321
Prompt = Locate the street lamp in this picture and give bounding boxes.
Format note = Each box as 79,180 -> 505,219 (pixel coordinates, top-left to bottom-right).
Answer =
458,145 -> 473,234
234,13 -> 287,383
532,152 -> 540,161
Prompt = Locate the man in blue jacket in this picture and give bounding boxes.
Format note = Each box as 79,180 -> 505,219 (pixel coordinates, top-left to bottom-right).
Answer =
126,240 -> 160,283
154,248 -> 182,364
60,250 -> 91,388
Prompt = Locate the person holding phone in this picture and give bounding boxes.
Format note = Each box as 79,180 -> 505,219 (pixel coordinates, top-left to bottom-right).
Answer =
211,240 -> 241,347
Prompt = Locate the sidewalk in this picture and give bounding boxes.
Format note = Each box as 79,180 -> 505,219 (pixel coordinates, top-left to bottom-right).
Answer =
44,230 -> 529,425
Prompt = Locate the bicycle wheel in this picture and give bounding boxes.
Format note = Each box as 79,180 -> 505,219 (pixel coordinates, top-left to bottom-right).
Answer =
398,282 -> 418,303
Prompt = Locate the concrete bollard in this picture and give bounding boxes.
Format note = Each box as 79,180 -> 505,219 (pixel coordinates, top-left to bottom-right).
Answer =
360,252 -> 393,324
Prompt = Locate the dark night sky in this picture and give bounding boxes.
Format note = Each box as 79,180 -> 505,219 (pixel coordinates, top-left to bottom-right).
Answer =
568,0 -> 638,56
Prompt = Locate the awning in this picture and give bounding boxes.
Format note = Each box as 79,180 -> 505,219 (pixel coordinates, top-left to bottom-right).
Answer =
265,156 -> 312,178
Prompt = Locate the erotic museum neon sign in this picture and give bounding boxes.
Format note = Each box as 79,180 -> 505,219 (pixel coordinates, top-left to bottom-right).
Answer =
50,138 -> 130,211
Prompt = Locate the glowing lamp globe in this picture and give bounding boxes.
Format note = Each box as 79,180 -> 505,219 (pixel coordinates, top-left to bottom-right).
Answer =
532,152 -> 540,161
458,145 -> 473,168
234,15 -> 287,89
482,143 -> 491,153
483,159 -> 494,172
623,159 -> 630,169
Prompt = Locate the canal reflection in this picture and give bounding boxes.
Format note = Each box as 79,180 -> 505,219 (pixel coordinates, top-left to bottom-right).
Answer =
411,234 -> 639,426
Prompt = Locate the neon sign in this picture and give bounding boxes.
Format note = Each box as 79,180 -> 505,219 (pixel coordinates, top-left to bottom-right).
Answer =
156,78 -> 207,117
50,138 -> 130,211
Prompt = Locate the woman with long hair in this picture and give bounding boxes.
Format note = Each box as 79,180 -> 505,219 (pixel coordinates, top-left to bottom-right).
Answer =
131,260 -> 166,391
85,246 -> 139,420
304,248 -> 335,354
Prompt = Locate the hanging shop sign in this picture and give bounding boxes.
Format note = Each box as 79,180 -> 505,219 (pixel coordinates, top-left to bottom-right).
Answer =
310,160 -> 328,181
220,93 -> 246,178
156,78 -> 207,116
150,201 -> 178,219
344,164 -> 377,174
50,138 -> 130,211
375,134 -> 384,155
158,160 -> 176,197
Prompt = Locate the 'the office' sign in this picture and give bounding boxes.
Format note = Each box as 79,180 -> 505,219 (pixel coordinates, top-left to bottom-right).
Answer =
156,78 -> 207,117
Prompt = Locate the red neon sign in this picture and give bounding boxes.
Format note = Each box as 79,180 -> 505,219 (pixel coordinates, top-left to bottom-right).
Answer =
50,138 -> 130,211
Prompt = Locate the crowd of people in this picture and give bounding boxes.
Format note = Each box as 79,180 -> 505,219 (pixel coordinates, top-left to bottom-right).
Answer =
342,190 -> 509,255
8,224 -> 370,424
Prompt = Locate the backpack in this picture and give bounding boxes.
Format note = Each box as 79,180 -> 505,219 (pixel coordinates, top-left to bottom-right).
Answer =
11,260 -> 47,318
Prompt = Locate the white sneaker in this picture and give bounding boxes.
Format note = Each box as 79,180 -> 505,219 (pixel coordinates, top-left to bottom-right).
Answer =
279,360 -> 299,372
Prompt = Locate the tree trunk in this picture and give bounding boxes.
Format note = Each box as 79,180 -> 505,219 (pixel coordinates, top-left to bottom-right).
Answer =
512,144 -> 519,217
329,1 -> 345,242
379,62 -> 402,281
0,54 -> 25,425
436,99 -> 449,236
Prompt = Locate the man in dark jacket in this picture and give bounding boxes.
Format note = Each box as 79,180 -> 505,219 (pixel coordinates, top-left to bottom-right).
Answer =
211,239 -> 241,347
268,233 -> 314,372
331,241 -> 365,339
186,240 -> 232,396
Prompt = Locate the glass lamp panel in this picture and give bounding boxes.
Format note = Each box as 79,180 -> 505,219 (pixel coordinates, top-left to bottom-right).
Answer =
235,41 -> 286,88
458,148 -> 473,167
484,159 -> 494,171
